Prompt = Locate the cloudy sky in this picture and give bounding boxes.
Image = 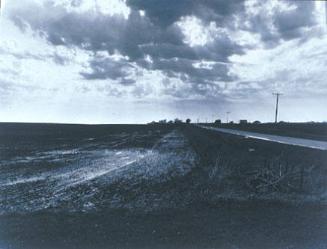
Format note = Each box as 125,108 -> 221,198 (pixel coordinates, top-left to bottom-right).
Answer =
0,0 -> 326,124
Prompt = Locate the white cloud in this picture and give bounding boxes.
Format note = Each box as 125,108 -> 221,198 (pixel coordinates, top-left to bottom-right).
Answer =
51,0 -> 131,18
4,0 -> 131,21
192,60 -> 216,70
177,16 -> 221,47
230,33 -> 327,95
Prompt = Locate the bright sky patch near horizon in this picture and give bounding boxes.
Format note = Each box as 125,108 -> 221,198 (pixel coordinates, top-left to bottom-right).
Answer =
0,0 -> 326,124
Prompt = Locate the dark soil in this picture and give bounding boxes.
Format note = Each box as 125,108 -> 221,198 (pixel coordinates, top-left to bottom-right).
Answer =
1,123 -> 327,249
205,122 -> 327,141
1,202 -> 326,249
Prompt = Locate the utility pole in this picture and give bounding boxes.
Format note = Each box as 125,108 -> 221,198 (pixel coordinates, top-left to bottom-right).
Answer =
226,111 -> 230,123
273,93 -> 282,123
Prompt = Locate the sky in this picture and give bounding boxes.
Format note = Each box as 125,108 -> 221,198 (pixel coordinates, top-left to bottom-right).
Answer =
0,0 -> 327,124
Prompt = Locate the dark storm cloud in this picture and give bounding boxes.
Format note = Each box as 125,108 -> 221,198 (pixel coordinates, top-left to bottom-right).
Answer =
52,52 -> 70,65
242,0 -> 317,45
11,3 -> 126,50
80,57 -> 133,80
150,58 -> 234,84
274,1 -> 317,40
9,2 -> 241,57
126,0 -> 245,27
11,4 -> 185,60
8,0 -> 320,98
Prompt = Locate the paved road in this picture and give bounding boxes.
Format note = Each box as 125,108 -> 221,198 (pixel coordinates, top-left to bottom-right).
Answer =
200,126 -> 327,151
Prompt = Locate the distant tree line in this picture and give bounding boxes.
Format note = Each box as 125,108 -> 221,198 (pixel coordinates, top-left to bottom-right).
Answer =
148,118 -> 282,125
148,118 -> 191,125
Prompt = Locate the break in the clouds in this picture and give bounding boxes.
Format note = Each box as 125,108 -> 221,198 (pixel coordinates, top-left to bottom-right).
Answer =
0,0 -> 326,123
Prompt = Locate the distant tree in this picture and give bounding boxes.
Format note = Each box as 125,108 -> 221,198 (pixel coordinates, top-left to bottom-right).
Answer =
214,119 -> 221,124
253,120 -> 261,124
158,119 -> 167,124
174,118 -> 183,124
168,120 -> 174,124
186,118 -> 191,124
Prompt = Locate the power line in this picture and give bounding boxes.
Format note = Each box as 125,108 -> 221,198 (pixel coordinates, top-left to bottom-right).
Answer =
273,92 -> 282,123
